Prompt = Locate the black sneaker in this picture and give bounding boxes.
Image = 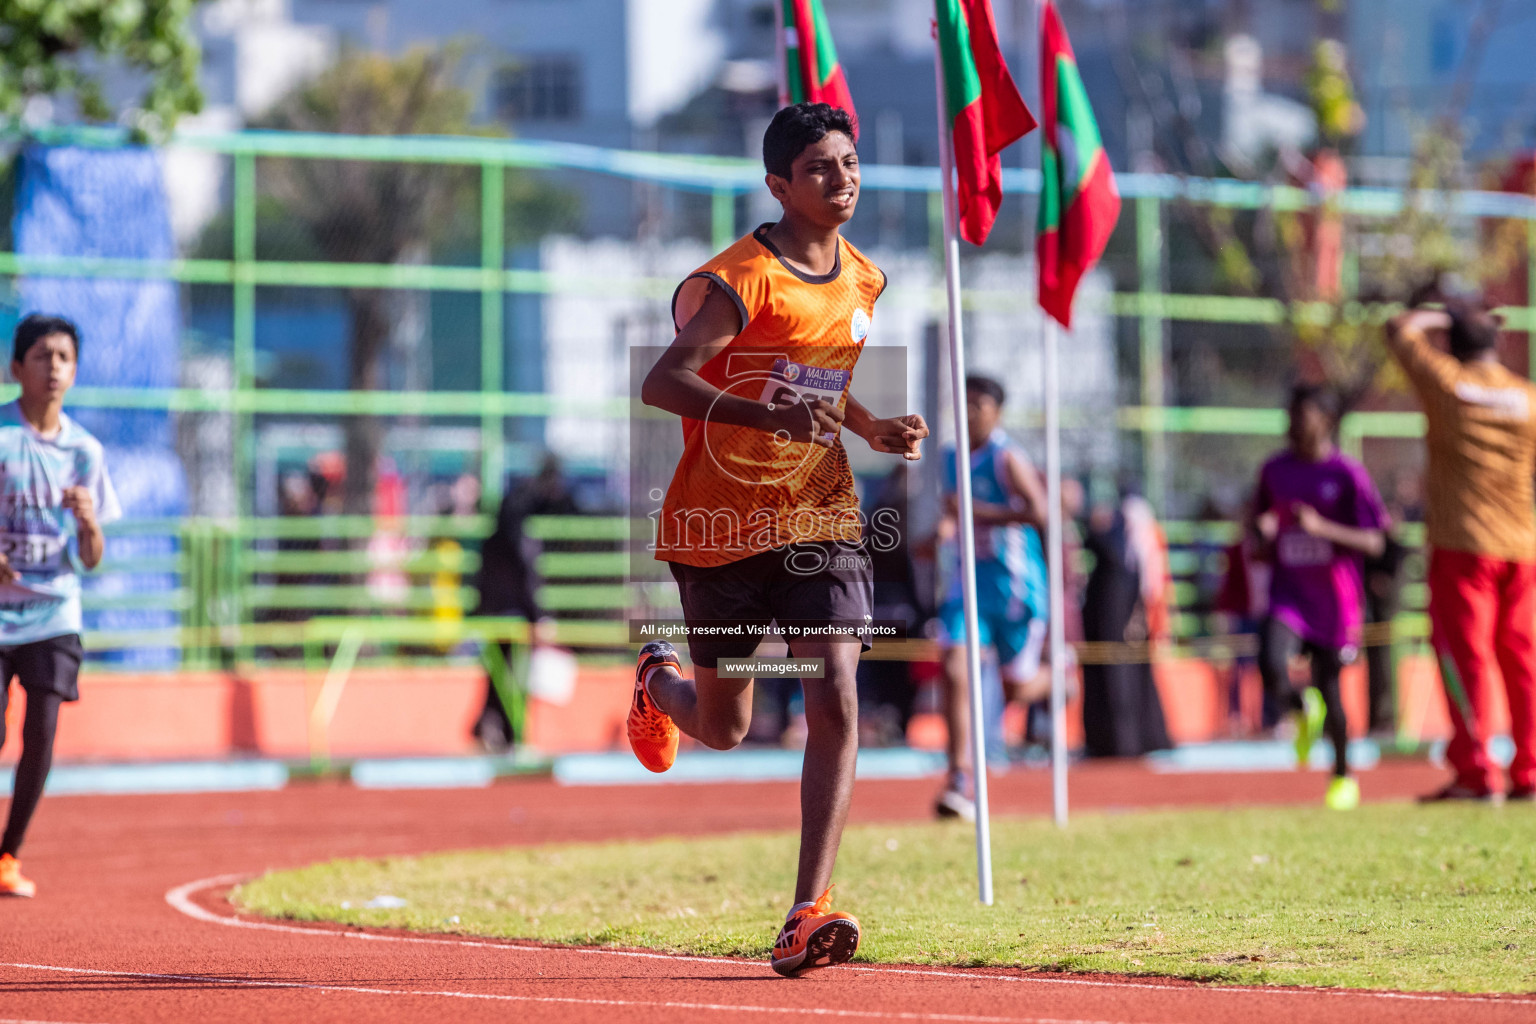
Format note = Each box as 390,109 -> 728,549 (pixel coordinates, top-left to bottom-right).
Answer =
1417,782 -> 1498,804
1507,785 -> 1535,803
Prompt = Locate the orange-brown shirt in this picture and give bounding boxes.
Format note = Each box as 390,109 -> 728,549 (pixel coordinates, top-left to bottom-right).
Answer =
655,224 -> 886,567
1389,325 -> 1536,562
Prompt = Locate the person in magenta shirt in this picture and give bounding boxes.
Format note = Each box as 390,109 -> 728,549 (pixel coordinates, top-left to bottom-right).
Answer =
1251,385 -> 1387,810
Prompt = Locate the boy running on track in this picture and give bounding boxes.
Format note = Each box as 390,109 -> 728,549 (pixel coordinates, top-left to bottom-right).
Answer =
0,314 -> 120,897
1251,384 -> 1386,811
633,102 -> 928,977
933,375 -> 1049,821
1388,300 -> 1536,802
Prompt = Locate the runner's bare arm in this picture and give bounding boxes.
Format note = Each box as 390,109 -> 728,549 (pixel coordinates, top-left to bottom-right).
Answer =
63,486 -> 105,569
1292,502 -> 1385,558
940,449 -> 1047,526
1385,309 -> 1455,389
843,395 -> 927,460
1001,449 -> 1048,529
0,552 -> 13,585
942,490 -> 1030,526
1247,479 -> 1280,558
640,283 -> 842,446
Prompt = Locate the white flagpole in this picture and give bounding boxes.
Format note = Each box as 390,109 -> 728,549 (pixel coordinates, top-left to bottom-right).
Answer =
774,0 -> 791,108
933,20 -> 994,907
1038,0 -> 1069,831
1044,320 -> 1069,827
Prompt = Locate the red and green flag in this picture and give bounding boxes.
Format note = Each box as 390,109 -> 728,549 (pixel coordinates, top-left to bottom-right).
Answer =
1036,1 -> 1120,328
780,0 -> 856,130
934,0 -> 1037,246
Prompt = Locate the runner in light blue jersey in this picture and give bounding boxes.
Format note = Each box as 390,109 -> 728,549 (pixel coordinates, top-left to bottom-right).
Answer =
0,314 -> 119,899
932,375 -> 1050,821
0,400 -> 121,643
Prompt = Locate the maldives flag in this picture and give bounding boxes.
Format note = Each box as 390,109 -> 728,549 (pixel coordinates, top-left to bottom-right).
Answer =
934,0 -> 1036,246
1036,1 -> 1120,328
781,0 -> 857,130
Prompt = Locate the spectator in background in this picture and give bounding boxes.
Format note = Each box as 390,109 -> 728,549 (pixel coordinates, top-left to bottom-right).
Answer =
1058,478 -> 1088,648
1080,488 -> 1173,758
307,452 -> 346,587
855,461 -> 926,746
272,470 -> 319,612
424,473 -> 481,651
254,471 -> 322,657
1362,469 -> 1422,738
1362,522 -> 1409,739
471,454 -> 577,752
1214,498 -> 1272,736
1388,301 -> 1536,802
1391,468 -> 1426,525
1362,468 -> 1423,738
1022,476 -> 1088,747
1251,384 -> 1386,811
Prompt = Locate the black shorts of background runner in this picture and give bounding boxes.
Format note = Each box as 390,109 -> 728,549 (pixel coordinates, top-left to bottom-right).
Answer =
0,633 -> 83,857
668,542 -> 874,669
1258,617 -> 1350,777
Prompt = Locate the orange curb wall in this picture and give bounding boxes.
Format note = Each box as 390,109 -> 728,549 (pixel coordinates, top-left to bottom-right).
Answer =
0,655 -> 1486,764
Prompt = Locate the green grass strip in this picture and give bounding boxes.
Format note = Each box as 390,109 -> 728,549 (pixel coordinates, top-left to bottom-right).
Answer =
234,804 -> 1536,993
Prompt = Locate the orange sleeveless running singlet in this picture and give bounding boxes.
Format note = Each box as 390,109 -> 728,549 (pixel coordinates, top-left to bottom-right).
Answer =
655,224 -> 886,568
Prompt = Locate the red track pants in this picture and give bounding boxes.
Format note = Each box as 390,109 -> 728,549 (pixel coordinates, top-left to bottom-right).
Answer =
1428,549 -> 1536,793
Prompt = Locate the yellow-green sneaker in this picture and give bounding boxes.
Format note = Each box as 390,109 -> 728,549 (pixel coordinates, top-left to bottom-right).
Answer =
1295,687 -> 1326,768
1325,776 -> 1360,811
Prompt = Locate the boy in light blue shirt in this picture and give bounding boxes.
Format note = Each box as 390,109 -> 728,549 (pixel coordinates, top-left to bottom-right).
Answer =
0,314 -> 120,898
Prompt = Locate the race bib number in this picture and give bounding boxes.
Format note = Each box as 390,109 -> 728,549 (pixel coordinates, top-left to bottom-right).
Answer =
0,532 -> 65,573
759,359 -> 849,442
1277,531 -> 1333,568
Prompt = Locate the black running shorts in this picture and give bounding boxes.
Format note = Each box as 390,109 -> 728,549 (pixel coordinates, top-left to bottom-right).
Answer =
0,633 -> 84,702
667,542 -> 874,669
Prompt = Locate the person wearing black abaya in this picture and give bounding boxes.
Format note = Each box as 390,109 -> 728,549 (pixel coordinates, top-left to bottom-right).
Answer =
1081,496 -> 1173,757
471,454 -> 578,751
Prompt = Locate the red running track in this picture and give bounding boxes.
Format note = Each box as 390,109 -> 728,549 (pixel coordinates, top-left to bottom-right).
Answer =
0,759 -> 1531,1023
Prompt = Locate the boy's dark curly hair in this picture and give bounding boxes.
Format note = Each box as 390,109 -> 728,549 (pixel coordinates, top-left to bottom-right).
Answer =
762,103 -> 857,180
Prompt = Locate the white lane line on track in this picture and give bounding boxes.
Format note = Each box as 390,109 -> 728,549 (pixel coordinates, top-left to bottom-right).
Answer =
850,965 -> 1536,1005
167,874 -> 1536,1009
0,1018 -> 120,1024
0,962 -> 1132,1024
166,874 -> 730,964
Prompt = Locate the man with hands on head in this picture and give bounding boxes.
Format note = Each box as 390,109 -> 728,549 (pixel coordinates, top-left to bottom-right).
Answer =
1387,294 -> 1536,803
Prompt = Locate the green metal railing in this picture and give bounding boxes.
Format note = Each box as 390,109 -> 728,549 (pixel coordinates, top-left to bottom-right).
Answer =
0,126 -> 1527,664
3,128 -> 1529,474
78,512 -> 1433,675
82,514 -> 635,665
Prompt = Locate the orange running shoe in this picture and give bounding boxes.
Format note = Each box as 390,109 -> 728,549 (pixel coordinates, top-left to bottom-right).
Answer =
627,641 -> 681,773
770,886 -> 860,977
0,854 -> 35,898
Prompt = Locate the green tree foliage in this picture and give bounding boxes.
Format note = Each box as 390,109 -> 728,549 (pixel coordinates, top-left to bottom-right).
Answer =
0,0 -> 204,137
253,46 -> 578,513
1107,2 -> 1528,410
1284,124 -> 1527,406
1304,40 -> 1364,148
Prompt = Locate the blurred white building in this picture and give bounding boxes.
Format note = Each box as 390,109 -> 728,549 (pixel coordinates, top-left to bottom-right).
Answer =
164,0 -> 334,244
282,0 -> 725,147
